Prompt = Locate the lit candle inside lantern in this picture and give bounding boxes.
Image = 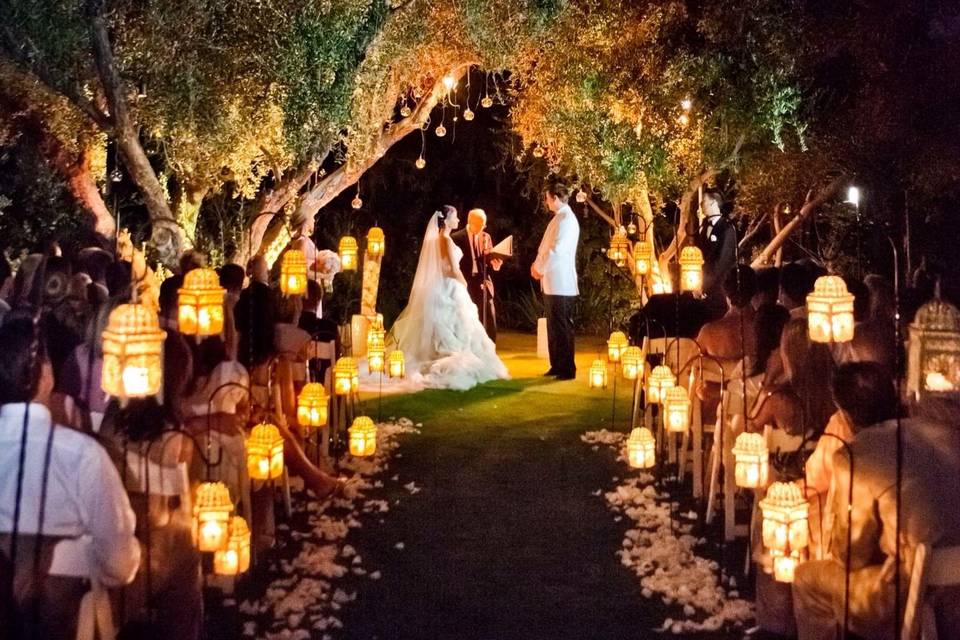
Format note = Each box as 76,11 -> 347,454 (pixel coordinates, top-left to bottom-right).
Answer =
101,304 -> 166,399
297,382 -> 328,428
339,236 -> 359,271
771,550 -> 802,583
621,346 -> 643,381
679,246 -> 704,294
760,481 -> 810,555
193,481 -> 233,552
607,331 -> 629,363
334,357 -> 357,395
349,416 -> 378,457
280,249 -> 308,296
663,386 -> 691,432
589,359 -> 608,389
247,423 -> 284,481
634,241 -> 652,276
627,427 -> 656,469
388,351 -> 406,378
646,365 -> 675,404
367,227 -> 386,258
732,432 -> 770,489
178,268 -> 226,335
214,516 -> 251,575
368,350 -> 385,374
807,275 -> 855,343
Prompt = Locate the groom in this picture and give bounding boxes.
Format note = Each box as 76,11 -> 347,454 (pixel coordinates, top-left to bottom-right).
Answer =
452,208 -> 501,342
531,180 -> 580,380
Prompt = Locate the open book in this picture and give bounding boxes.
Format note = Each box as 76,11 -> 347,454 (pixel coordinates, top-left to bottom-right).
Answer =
487,235 -> 514,261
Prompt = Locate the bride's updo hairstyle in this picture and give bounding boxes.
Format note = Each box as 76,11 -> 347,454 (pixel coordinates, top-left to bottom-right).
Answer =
438,205 -> 458,230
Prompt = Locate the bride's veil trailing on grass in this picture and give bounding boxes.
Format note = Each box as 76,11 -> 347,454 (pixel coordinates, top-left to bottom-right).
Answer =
390,211 -> 442,365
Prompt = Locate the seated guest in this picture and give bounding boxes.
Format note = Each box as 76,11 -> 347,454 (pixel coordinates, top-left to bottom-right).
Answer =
0,316 -> 139,640
778,261 -> 815,319
752,267 -> 780,310
98,398 -> 201,640
794,362 -> 960,640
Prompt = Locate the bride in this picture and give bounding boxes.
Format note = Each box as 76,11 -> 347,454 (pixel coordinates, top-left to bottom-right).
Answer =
389,206 -> 509,390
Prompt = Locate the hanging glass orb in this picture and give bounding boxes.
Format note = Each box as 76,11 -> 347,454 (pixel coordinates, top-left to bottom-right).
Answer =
110,167 -> 123,183
214,516 -> 251,575
481,96 -> 493,108
297,382 -> 328,429
351,195 -> 363,209
634,240 -> 652,276
607,331 -> 629,363
388,350 -> 406,379
621,346 -> 643,381
807,275 -> 855,344
435,124 -> 447,138
646,365 -> 675,404
679,246 -> 704,294
415,157 -> 427,169
588,359 -> 608,389
280,249 -> 308,297
101,304 -> 166,399
463,108 -> 475,121
339,236 -> 359,271
627,427 -> 656,469
663,386 -> 691,433
732,432 -> 770,489
907,295 -> 960,397
349,416 -> 378,457
193,481 -> 233,552
247,422 -> 284,481
366,227 -> 386,258
626,220 -> 638,236
400,104 -> 412,118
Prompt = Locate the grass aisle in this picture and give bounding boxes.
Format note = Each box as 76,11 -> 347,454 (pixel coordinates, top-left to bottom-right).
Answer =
338,332 -> 672,640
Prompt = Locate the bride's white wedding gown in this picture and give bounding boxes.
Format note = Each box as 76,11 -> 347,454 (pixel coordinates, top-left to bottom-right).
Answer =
383,213 -> 509,391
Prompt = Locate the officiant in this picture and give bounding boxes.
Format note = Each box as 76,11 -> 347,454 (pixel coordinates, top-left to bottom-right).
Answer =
452,208 -> 502,342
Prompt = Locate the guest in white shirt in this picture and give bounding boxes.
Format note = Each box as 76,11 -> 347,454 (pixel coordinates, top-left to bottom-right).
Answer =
0,315 -> 139,640
531,180 -> 580,379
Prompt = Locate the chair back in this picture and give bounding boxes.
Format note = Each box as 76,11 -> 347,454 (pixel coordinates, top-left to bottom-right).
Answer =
900,543 -> 960,640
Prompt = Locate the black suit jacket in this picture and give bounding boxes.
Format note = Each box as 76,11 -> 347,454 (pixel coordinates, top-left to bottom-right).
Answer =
696,216 -> 736,294
450,229 -> 494,298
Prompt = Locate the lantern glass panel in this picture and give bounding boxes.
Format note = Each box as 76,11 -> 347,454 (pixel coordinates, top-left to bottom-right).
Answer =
807,276 -> 855,343
621,346 -> 643,380
193,481 -> 233,552
732,432 -> 770,488
607,331 -> 629,362
297,382 -> 328,428
349,416 -> 378,457
663,386 -> 691,432
627,427 -> 656,469
101,304 -> 166,399
589,359 -> 608,389
388,351 -> 406,378
178,268 -> 226,335
247,423 -> 284,480
280,250 -> 308,296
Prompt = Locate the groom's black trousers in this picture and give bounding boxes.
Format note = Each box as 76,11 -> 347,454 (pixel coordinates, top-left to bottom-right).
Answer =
544,294 -> 577,376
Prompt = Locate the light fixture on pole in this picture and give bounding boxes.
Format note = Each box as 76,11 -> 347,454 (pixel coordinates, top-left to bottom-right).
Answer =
621,346 -> 644,381
349,416 -> 378,457
297,382 -> 329,429
760,481 -> 810,583
646,365 -> 675,404
679,245 -> 704,294
807,275 -> 855,343
178,268 -> 226,336
627,427 -> 656,469
279,249 -> 308,297
366,227 -> 385,258
732,432 -> 770,489
388,350 -> 406,379
906,294 -> 960,397
588,359 -> 608,389
607,331 -> 629,363
247,422 -> 285,481
662,386 -> 691,433
101,303 -> 166,399
339,236 -> 359,271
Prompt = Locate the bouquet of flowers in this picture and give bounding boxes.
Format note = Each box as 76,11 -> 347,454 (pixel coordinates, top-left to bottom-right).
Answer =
315,250 -> 341,289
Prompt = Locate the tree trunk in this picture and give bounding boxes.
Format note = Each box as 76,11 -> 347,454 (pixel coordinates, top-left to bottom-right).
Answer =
65,146 -> 115,237
172,181 -> 207,248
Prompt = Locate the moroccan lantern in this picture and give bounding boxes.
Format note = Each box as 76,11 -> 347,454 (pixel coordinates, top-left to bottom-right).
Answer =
607,331 -> 629,363
806,275 -> 855,343
646,365 -> 675,404
368,328 -> 386,373
771,550 -> 803,583
627,427 -> 656,469
732,432 -> 770,489
589,359 -> 608,389
634,240 -> 652,276
368,350 -> 385,374
339,236 -> 359,271
367,227 -> 386,258
101,303 -> 166,399
907,296 -> 960,398
760,482 -> 810,557
178,268 -> 225,336
280,249 -> 308,296
621,346 -> 644,381
333,357 -> 359,395
214,516 -> 251,575
388,350 -> 406,379
607,229 -> 630,266
663,386 -> 691,433
296,382 -> 328,428
349,416 -> 378,457
247,422 -> 284,481
193,481 -> 233,552
679,246 -> 704,294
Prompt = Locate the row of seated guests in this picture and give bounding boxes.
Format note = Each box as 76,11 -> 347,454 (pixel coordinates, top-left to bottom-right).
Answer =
0,246 -> 343,640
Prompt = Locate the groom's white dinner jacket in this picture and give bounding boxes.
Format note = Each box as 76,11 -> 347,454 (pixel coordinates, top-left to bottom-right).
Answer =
533,203 -> 580,296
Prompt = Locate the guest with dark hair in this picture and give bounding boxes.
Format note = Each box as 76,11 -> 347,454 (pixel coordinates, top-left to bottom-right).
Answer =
752,267 -> 780,310
236,256 -> 276,371
833,275 -> 897,375
794,362 -> 960,640
0,317 -> 140,640
76,247 -> 113,303
697,265 -> 758,366
105,260 -> 134,299
778,261 -> 815,317
219,263 -> 245,361
300,280 -> 340,383
158,273 -> 192,422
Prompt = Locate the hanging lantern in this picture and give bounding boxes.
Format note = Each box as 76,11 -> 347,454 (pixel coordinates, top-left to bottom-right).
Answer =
415,157 -> 426,170
651,275 -> 672,295
760,481 -> 810,557
367,330 -> 386,374
607,229 -> 630,266
334,357 -> 359,395
388,350 -> 406,379
339,236 -> 359,271
907,296 -> 960,397
101,304 -> 166,399
663,386 -> 691,433
771,550 -> 803,583
607,331 -> 629,363
481,96 -> 493,108
646,365 -> 675,404
297,382 -> 328,428
279,249 -> 308,297
400,104 -> 412,118
634,240 -> 652,276
351,195 -> 363,210
732,432 -> 770,489
349,416 -> 378,457
463,108 -> 475,121
214,516 -> 251,575
367,227 -> 386,258
627,427 -> 656,469
589,359 -> 608,389
621,346 -> 644,381
626,220 -> 638,236
679,246 -> 704,294
806,275 -> 855,343
177,268 -> 225,336
435,124 -> 447,138
193,481 -> 233,552
247,422 -> 284,481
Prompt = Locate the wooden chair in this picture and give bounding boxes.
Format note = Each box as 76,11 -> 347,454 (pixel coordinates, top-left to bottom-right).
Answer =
902,543 -> 960,640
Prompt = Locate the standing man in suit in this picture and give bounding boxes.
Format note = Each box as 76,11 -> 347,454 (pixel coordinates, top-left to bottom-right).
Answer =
451,208 -> 502,342
531,181 -> 580,380
696,187 -> 737,314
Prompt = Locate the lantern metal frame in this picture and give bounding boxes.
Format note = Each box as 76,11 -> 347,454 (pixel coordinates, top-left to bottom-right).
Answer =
178,268 -> 226,336
339,236 -> 359,271
280,249 -> 309,297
